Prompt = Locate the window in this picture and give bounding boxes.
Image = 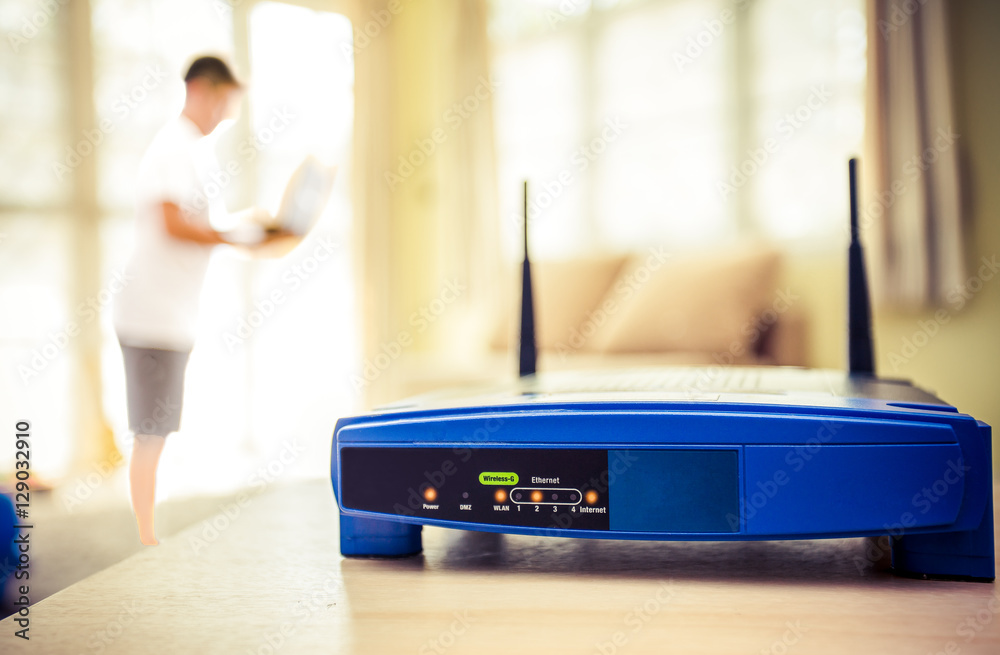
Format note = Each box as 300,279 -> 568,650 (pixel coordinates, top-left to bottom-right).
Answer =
1,0 -> 358,489
488,0 -> 866,258
0,0 -> 74,478
232,1 -> 358,476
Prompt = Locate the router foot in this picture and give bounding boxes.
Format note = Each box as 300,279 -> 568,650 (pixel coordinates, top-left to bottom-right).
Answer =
339,514 -> 422,558
891,494 -> 995,582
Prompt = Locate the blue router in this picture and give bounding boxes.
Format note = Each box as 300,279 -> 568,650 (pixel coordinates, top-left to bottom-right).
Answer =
331,161 -> 994,581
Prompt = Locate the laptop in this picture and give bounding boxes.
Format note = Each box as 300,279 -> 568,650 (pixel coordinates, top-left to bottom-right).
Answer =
224,156 -> 337,245
272,156 -> 337,236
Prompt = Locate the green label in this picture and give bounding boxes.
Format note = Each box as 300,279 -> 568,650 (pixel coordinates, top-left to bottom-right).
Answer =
478,472 -> 519,485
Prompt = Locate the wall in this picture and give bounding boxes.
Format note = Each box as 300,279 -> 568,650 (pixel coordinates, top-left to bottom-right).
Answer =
786,0 -> 1000,473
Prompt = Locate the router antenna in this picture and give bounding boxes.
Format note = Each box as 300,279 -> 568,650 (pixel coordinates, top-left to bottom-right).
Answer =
518,180 -> 537,377
847,158 -> 875,375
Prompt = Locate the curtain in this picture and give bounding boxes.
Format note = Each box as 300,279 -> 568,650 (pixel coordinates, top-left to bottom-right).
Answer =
351,0 -> 500,405
350,0 -> 397,407
865,0 -> 965,306
434,0 -> 502,353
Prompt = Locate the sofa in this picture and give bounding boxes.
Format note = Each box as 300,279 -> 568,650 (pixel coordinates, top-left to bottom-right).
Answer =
393,244 -> 808,398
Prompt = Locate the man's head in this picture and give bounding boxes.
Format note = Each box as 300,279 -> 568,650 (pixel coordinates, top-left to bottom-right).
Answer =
182,56 -> 242,136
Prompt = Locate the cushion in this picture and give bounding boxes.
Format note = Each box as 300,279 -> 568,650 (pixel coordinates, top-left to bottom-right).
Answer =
587,245 -> 782,355
490,254 -> 629,351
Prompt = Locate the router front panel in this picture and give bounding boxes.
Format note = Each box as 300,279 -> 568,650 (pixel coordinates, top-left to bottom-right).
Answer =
339,446 -> 740,534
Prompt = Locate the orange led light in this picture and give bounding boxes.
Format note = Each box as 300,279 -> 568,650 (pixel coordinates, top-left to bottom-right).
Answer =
423,487 -> 437,502
585,490 -> 599,505
530,490 -> 543,503
494,489 -> 507,503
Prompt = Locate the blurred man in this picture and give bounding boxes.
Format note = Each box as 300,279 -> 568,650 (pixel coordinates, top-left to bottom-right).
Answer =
114,56 -> 277,545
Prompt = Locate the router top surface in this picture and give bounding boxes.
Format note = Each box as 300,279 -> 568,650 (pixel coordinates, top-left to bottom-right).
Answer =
356,366 -> 957,420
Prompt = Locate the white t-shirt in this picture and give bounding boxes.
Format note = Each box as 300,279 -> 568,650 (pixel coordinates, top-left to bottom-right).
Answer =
114,115 -> 218,351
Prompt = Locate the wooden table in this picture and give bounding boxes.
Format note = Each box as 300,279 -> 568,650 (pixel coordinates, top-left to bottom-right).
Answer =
2,480 -> 998,654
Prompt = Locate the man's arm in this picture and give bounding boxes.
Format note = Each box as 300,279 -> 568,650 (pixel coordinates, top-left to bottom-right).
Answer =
161,201 -> 228,245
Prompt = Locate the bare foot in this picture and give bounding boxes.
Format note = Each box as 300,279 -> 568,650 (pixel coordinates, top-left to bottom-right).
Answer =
130,433 -> 166,548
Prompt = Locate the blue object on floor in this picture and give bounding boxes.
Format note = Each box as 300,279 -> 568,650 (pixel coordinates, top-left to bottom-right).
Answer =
0,493 -> 17,593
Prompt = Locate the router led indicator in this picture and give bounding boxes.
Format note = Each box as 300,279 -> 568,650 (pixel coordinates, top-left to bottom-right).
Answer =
585,490 -> 599,505
423,487 -> 438,502
530,490 -> 543,503
494,489 -> 507,503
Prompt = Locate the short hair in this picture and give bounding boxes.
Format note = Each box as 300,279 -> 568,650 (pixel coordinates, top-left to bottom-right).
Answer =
183,56 -> 241,88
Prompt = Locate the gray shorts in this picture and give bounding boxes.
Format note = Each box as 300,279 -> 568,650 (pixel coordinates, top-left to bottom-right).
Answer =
119,342 -> 191,436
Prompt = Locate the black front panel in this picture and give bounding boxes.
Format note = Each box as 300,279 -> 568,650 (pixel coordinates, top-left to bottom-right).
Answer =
341,447 -> 611,531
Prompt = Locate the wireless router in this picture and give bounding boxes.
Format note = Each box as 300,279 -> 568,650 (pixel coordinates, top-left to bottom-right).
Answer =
330,161 -> 994,581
